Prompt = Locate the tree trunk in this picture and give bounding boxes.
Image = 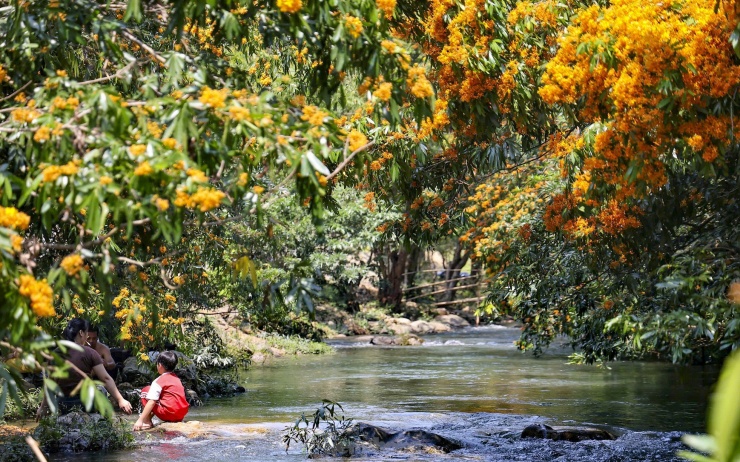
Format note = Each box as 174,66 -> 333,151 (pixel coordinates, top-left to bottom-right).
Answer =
404,244 -> 422,298
378,248 -> 408,310
439,242 -> 470,303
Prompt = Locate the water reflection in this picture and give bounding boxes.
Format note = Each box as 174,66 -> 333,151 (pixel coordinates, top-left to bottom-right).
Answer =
194,327 -> 717,432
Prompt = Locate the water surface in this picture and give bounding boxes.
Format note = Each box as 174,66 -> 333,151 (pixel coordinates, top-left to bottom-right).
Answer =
54,326 -> 719,461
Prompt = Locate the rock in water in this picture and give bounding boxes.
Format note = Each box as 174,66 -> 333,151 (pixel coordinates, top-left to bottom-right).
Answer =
521,424 -> 616,442
356,422 -> 463,453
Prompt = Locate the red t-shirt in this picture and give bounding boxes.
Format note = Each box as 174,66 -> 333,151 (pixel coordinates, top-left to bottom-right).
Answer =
144,372 -> 189,421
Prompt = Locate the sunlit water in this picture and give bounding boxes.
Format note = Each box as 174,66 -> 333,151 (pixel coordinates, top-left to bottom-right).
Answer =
53,326 -> 719,461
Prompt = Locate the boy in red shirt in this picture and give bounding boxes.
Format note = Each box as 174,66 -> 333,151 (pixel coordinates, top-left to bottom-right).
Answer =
133,351 -> 189,430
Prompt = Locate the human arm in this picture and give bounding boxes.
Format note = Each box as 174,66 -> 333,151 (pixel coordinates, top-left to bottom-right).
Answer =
133,399 -> 157,431
97,344 -> 116,371
92,363 -> 132,414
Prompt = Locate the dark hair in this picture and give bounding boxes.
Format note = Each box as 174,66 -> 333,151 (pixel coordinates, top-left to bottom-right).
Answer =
62,318 -> 90,342
157,350 -> 178,372
88,324 -> 99,334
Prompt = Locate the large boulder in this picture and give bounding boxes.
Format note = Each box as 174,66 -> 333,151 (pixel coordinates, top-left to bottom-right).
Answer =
120,357 -> 155,386
370,336 -> 395,346
410,320 -> 434,334
521,424 -> 616,442
356,423 -> 462,453
428,321 -> 452,333
434,314 -> 470,329
173,351 -> 198,389
387,323 -> 412,335
35,411 -> 129,453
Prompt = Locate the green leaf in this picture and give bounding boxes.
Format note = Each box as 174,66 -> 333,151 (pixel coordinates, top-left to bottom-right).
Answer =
94,387 -> 114,418
306,151 -> 330,175
80,377 -> 96,411
709,352 -> 740,461
124,0 -> 143,22
682,434 -> 717,455
43,378 -> 61,414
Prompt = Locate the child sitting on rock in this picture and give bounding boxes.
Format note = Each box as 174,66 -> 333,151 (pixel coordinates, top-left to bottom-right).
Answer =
133,351 -> 189,430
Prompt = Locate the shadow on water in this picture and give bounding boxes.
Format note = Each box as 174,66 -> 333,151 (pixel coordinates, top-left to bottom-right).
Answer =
52,326 -> 719,461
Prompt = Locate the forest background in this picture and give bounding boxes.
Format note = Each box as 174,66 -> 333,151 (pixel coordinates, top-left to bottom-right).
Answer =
0,0 -> 739,417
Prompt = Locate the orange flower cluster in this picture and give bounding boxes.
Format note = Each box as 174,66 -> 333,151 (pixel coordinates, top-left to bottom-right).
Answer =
406,66 -> 434,98
301,105 -> 328,126
345,15 -> 364,38
418,0 -> 566,126
347,130 -> 369,152
174,187 -> 226,212
538,0 -> 740,239
41,161 -> 80,183
277,0 -> 302,13
0,207 -> 31,230
18,275 -> 55,317
60,254 -> 84,276
112,287 -> 184,349
462,153 -> 561,267
376,0 -> 396,18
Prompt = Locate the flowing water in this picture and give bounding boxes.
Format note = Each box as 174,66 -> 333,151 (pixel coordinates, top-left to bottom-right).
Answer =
54,326 -> 720,461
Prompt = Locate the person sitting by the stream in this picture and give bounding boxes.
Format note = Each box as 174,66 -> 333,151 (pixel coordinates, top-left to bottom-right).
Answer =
38,318 -> 133,418
87,325 -> 118,380
133,350 -> 189,431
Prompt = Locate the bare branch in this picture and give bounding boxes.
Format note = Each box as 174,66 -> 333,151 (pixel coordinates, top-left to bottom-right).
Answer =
326,141 -> 375,181
77,60 -> 137,85
0,81 -> 32,104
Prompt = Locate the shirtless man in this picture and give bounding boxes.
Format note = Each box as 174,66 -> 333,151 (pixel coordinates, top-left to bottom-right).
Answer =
87,325 -> 117,377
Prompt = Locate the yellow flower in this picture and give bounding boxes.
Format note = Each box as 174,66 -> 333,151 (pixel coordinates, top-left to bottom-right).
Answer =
11,108 -> 41,123
162,137 -> 178,149
252,185 -> 265,195
155,197 -> 170,211
61,254 -> 84,276
134,161 -> 154,176
0,207 -> 31,230
11,234 -> 23,253
199,86 -> 228,108
172,275 -> 185,285
33,126 -> 51,143
228,105 -> 250,121
376,0 -> 396,17
41,161 -> 79,183
347,130 -> 368,152
100,175 -> 113,185
129,144 -> 147,156
407,66 -> 434,98
373,82 -> 393,102
345,15 -> 363,38
301,105 -> 328,126
190,187 -> 226,211
18,275 -> 55,317
56,70 -> 67,77
186,168 -> 209,183
277,0 -> 302,13
238,172 -> 249,187
139,353 -> 149,361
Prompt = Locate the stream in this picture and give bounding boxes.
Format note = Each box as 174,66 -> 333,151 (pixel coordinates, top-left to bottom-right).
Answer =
54,326 -> 720,461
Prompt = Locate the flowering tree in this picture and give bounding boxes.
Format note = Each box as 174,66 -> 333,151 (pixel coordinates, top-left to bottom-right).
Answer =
0,0 -> 439,414
353,0 -> 740,363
